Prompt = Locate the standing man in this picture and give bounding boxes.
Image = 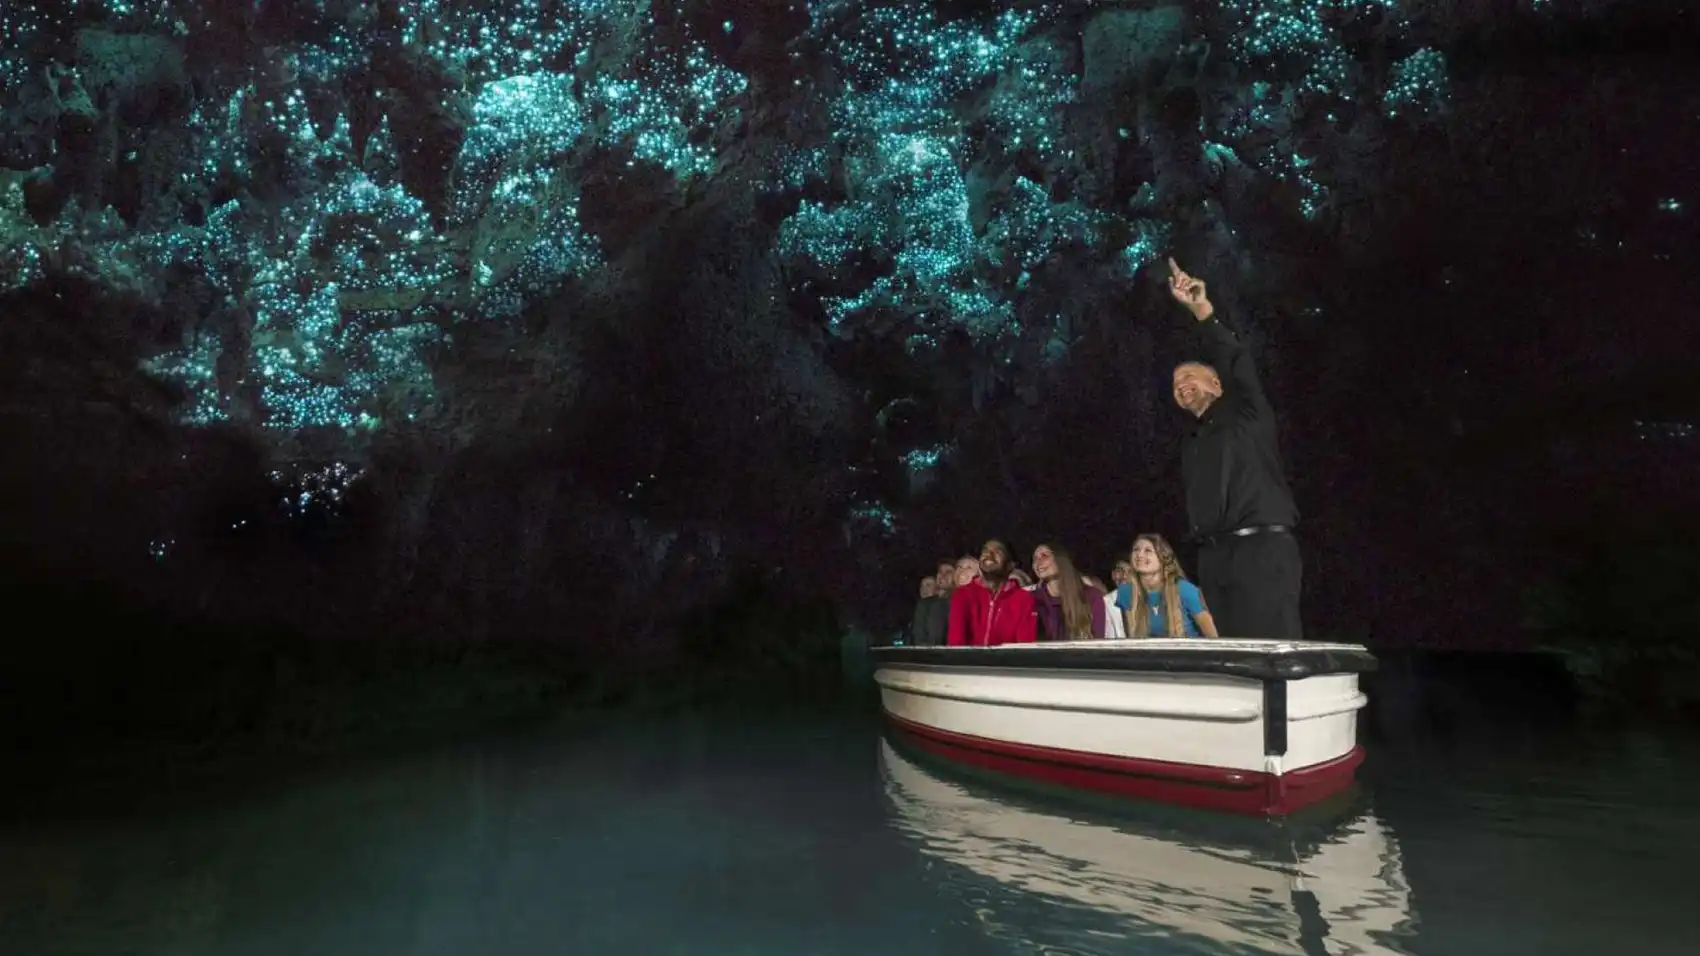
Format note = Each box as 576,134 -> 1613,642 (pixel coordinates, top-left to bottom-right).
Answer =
1165,258 -> 1303,639
947,540 -> 1038,646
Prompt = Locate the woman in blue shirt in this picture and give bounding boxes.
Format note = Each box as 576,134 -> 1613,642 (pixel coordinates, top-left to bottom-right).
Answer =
1117,534 -> 1220,638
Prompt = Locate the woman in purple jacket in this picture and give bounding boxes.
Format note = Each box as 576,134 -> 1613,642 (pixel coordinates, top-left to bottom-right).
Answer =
1029,542 -> 1107,641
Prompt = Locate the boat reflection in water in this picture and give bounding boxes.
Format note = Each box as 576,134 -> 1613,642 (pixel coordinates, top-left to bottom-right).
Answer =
879,738 -> 1416,955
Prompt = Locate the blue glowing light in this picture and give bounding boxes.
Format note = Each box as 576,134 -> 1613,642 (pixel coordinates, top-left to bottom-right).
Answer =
0,0 -> 1455,531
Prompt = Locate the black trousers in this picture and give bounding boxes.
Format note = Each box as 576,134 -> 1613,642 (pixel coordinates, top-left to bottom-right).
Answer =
1197,531 -> 1304,640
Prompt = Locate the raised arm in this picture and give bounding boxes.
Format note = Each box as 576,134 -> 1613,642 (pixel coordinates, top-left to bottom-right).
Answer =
1167,258 -> 1272,417
1195,308 -> 1271,417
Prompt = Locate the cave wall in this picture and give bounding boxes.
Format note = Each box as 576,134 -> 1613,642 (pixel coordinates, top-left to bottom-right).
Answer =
1,2 -> 1695,650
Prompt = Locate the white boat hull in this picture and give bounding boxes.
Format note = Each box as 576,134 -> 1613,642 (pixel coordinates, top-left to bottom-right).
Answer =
871,639 -> 1374,815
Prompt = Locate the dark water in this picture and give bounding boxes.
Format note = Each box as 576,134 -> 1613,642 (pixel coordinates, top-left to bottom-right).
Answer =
3,711 -> 1696,955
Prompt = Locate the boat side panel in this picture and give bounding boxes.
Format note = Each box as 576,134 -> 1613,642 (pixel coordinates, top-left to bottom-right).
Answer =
1284,675 -> 1365,771
876,664 -> 1263,720
888,716 -> 1366,817
877,667 -> 1270,773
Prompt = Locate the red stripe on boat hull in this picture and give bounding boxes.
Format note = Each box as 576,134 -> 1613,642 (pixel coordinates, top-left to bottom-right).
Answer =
886,714 -> 1364,817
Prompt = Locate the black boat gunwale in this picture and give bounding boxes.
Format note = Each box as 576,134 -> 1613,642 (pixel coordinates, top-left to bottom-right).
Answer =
870,641 -> 1377,683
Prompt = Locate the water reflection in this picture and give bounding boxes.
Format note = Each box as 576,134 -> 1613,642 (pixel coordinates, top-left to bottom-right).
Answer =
879,737 -> 1415,955
0,724 -> 977,956
5,718 -> 1695,956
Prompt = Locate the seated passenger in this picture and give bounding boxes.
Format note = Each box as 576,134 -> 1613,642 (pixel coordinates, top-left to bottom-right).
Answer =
1030,543 -> 1106,641
933,560 -> 958,600
951,554 -> 980,591
1110,560 -> 1132,589
921,560 -> 957,646
947,540 -> 1038,646
1117,534 -> 1219,638
1082,574 -> 1126,639
910,576 -> 946,646
1102,591 -> 1127,638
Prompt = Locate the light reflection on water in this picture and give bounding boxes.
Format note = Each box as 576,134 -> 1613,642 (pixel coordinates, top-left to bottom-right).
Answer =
0,716 -> 1696,955
879,738 -> 1415,955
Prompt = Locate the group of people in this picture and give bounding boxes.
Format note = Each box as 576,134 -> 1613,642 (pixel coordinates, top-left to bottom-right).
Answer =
906,258 -> 1306,646
910,536 -> 1217,645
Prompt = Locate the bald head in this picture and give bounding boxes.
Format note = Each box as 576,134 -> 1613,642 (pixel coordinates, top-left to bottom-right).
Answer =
1173,362 -> 1222,418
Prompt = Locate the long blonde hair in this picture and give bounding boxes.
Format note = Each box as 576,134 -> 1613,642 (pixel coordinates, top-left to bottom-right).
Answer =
1128,534 -> 1190,638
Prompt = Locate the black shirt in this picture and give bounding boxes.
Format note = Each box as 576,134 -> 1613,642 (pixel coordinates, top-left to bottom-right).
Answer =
1181,311 -> 1300,541
909,595 -> 949,646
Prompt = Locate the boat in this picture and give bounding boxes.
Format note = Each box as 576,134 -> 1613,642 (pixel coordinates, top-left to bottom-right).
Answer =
870,638 -> 1376,816
879,738 -> 1414,954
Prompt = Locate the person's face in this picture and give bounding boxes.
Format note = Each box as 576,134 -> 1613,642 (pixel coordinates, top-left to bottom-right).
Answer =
1112,562 -> 1130,585
1032,546 -> 1058,582
954,558 -> 979,588
1173,363 -> 1222,418
920,578 -> 937,599
1131,539 -> 1162,575
935,563 -> 956,591
979,541 -> 1012,577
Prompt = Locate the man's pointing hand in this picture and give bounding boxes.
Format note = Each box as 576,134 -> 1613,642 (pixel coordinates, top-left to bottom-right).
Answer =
1167,257 -> 1214,322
